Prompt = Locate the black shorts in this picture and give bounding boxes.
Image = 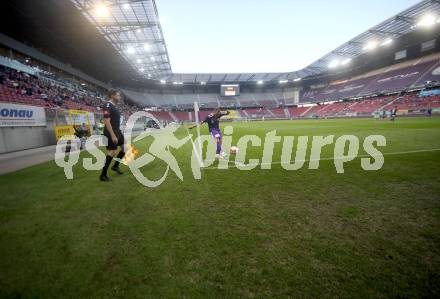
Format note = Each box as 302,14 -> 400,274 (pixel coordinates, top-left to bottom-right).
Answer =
104,131 -> 124,150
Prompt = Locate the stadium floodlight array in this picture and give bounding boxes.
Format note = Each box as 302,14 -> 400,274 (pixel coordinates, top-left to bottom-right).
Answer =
308,0 -> 440,72
363,41 -> 379,51
328,58 -> 352,68
361,38 -> 393,52
161,1 -> 440,84
341,58 -> 352,66
69,0 -> 172,80
69,0 -> 440,84
381,38 -> 393,46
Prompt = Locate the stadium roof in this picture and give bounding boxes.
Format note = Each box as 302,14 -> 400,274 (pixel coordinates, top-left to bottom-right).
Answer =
302,0 -> 440,75
70,0 -> 440,84
70,0 -> 172,79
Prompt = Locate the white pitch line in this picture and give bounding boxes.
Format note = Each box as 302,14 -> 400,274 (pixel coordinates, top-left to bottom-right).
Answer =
200,148 -> 440,170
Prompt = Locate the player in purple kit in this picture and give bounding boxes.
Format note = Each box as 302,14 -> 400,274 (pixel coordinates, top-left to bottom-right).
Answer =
190,108 -> 230,158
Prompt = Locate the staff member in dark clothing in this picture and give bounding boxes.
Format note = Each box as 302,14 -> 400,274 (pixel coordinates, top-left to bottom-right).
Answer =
100,89 -> 125,182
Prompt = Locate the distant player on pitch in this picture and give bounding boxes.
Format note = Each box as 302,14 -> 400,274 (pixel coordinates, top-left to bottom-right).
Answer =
189,108 -> 230,158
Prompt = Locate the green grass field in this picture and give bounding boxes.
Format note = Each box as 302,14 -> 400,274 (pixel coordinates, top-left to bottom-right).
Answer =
1,117 -> 440,298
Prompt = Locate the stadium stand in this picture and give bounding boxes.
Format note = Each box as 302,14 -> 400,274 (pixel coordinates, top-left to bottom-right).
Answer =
288,106 -> 309,118
301,53 -> 440,102
269,108 -> 288,118
2,54 -> 439,126
1,38 -> 439,129
0,58 -> 142,115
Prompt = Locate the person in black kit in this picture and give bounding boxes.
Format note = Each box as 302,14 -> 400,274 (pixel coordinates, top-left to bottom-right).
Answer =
100,89 -> 125,182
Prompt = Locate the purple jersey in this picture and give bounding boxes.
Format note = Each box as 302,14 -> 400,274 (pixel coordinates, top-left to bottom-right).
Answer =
203,112 -> 227,132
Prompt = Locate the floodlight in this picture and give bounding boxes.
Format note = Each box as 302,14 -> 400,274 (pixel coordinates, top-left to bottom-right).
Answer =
126,47 -> 135,54
279,80 -> 288,84
257,80 -> 264,85
328,59 -> 340,68
94,4 -> 109,18
341,58 -> 352,65
417,14 -> 436,27
293,78 -> 302,82
144,43 -> 151,51
363,41 -> 378,51
381,38 -> 393,46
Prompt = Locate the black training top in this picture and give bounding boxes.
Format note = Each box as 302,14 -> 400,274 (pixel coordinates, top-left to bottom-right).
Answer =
103,101 -> 121,134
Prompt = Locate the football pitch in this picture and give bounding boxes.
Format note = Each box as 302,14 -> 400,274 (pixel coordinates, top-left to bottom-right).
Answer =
1,117 -> 440,298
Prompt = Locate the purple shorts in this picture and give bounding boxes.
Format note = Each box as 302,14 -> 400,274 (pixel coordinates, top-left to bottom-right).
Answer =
210,129 -> 222,139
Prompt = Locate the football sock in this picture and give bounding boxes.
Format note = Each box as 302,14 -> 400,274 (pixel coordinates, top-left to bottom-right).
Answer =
113,151 -> 125,168
216,143 -> 221,154
101,155 -> 113,176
